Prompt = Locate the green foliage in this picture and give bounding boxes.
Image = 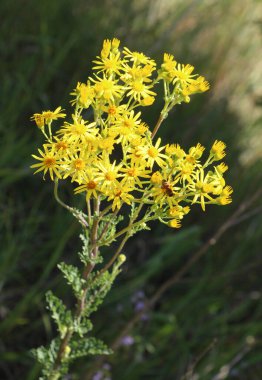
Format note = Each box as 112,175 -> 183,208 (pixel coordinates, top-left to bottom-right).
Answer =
69,337 -> 112,359
84,258 -> 125,317
98,214 -> 124,246
46,291 -> 73,338
72,317 -> 93,338
58,262 -> 83,298
31,339 -> 63,379
78,231 -> 91,265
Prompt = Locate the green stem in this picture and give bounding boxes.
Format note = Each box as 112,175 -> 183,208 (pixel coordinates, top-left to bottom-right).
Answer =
54,179 -> 72,211
48,200 -> 100,379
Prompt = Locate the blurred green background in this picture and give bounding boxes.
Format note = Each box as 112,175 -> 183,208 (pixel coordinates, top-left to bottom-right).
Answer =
1,0 -> 262,379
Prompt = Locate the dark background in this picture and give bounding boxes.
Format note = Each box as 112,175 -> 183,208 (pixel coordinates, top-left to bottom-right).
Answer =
1,1 -> 261,379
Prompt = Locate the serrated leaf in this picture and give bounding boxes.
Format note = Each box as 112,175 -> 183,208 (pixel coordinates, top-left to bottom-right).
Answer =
70,207 -> 89,228
69,337 -> 112,359
46,291 -> 73,337
58,262 -> 83,297
84,260 -> 124,317
73,316 -> 93,337
31,339 -> 62,378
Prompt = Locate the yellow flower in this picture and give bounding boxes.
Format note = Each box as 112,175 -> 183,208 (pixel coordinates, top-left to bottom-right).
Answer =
158,53 -> 177,82
31,113 -> 45,128
140,96 -> 155,106
31,107 -> 66,128
188,168 -> 216,211
151,176 -> 180,208
138,138 -> 168,168
169,205 -> 190,219
95,159 -> 122,193
98,137 -> 115,154
216,185 -> 233,206
58,115 -> 98,145
121,164 -> 150,187
63,152 -> 88,183
42,107 -> 66,124
107,183 -> 134,211
93,51 -> 123,75
123,47 -> 156,66
101,38 -> 120,59
91,75 -> 123,101
172,63 -> 196,86
125,80 -> 156,103
216,163 -> 228,174
188,143 -> 205,159
71,82 -> 95,108
168,219 -> 181,228
31,146 -> 62,180
211,140 -> 226,161
150,171 -> 163,184
74,171 -> 100,200
112,110 -> 142,143
165,144 -> 186,159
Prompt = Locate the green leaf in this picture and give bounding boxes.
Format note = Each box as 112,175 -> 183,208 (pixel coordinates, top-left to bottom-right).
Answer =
69,337 -> 112,359
70,207 -> 89,228
98,214 -> 124,246
46,291 -> 73,338
58,262 -> 83,298
31,339 -> 62,378
73,316 -> 93,337
84,257 -> 124,316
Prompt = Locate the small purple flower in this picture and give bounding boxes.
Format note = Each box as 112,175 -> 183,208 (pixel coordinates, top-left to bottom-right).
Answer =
120,335 -> 135,346
92,371 -> 103,380
135,300 -> 145,312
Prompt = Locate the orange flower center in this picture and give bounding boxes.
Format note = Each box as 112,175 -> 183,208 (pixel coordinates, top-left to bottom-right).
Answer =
44,157 -> 56,167
87,180 -> 96,189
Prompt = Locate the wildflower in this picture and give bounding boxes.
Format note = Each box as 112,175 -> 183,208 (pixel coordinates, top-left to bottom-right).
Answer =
95,160 -> 122,193
150,171 -> 163,184
63,152 -> 88,183
169,205 -> 190,219
172,63 -> 197,87
140,95 -> 155,106
42,107 -> 66,124
188,143 -> 205,160
166,144 -> 186,159
93,50 -> 123,75
158,53 -> 177,82
71,82 -> 95,108
107,183 -> 134,211
168,219 -> 182,228
31,113 -> 45,128
138,138 -> 168,168
125,80 -> 156,103
123,47 -> 156,66
31,146 -> 62,180
216,163 -> 228,174
121,163 -> 150,187
74,171 -> 100,200
211,140 -> 226,160
101,38 -> 120,59
120,335 -> 135,346
187,168 -> 217,211
58,115 -> 98,145
91,75 -> 123,101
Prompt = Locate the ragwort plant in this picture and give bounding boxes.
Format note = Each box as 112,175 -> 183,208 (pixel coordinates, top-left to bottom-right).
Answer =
30,38 -> 232,379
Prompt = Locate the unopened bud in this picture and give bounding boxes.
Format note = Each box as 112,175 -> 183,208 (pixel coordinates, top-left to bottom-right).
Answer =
119,254 -> 126,263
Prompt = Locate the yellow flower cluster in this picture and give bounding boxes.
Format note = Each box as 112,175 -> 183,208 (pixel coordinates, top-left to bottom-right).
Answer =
31,38 -> 232,228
